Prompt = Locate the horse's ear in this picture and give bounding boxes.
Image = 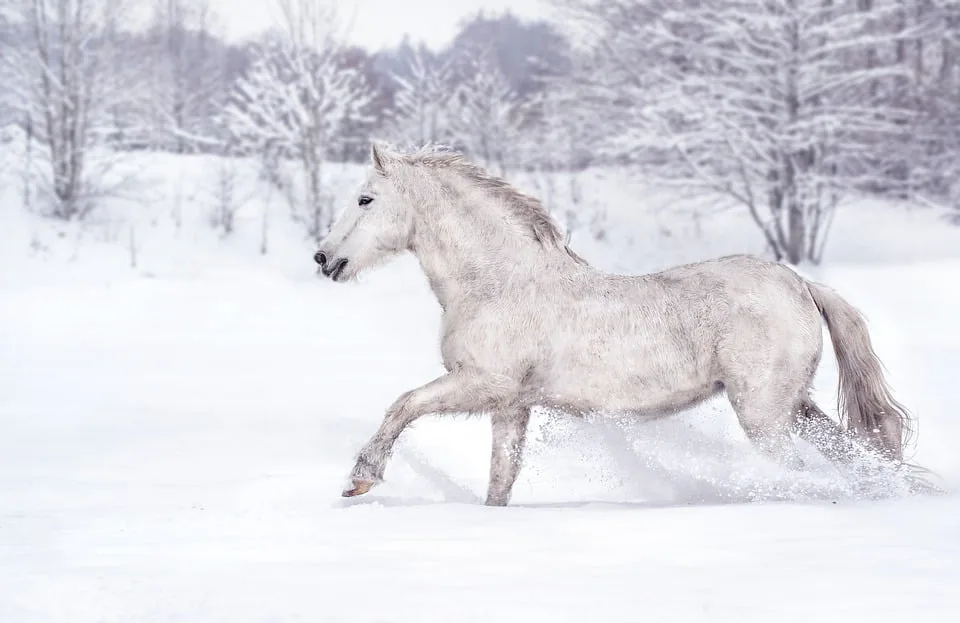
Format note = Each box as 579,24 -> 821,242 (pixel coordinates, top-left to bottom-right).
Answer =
370,142 -> 387,174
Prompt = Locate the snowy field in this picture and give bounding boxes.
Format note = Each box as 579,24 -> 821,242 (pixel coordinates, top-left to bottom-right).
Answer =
2,152 -> 960,622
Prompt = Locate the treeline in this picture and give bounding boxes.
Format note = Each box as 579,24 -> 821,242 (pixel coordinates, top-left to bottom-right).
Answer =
1,0 -> 958,263
0,1 -> 568,158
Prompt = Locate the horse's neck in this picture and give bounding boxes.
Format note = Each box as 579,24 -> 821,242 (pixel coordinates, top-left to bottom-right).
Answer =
411,203 -> 545,312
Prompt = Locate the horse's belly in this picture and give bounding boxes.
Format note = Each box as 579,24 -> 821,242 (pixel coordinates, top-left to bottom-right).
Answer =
539,359 -> 717,415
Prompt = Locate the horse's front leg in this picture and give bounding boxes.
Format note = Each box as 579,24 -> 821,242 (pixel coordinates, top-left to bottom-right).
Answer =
485,406 -> 531,507
342,370 -> 510,497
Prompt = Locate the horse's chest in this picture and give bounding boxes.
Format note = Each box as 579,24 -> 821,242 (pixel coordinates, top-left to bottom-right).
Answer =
439,318 -> 471,370
439,308 -> 520,371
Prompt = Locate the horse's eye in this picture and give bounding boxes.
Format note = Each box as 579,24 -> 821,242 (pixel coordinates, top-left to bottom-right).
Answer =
358,195 -> 373,207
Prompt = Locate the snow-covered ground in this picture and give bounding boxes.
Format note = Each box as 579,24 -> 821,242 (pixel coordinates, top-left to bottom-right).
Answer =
2,152 -> 960,622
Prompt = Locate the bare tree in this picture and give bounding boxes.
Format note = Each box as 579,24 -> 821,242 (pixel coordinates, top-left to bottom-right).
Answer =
519,77 -> 602,242
221,0 -> 374,241
208,155 -> 256,237
895,0 -> 960,212
558,0 -> 925,263
1,0 -> 148,219
0,10 -> 17,133
147,0 -> 227,152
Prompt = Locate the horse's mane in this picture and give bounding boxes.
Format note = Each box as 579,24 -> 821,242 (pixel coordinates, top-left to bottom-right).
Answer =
398,144 -> 586,264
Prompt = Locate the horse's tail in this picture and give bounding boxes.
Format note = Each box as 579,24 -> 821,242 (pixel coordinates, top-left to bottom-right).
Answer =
805,281 -> 915,463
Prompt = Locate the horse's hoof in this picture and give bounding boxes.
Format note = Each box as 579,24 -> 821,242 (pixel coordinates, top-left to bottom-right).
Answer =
342,479 -> 375,497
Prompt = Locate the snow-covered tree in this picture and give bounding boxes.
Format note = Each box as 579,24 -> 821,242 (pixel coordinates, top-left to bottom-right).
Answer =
448,45 -> 530,176
1,0 -> 150,219
382,45 -> 453,149
221,3 -> 375,241
558,0 -> 928,263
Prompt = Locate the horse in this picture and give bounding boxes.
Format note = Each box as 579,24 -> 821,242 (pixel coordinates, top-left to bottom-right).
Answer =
314,142 -> 919,506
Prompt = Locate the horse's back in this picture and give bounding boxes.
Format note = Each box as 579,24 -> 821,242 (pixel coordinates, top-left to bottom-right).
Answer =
645,253 -> 821,348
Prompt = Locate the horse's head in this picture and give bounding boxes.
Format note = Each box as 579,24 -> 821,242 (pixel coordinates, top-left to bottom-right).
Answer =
314,142 -> 416,282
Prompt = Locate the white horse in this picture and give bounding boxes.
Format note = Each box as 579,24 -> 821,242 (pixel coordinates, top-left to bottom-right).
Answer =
315,142 -> 919,506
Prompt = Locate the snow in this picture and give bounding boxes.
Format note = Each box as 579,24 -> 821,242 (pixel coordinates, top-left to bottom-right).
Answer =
2,151 -> 960,622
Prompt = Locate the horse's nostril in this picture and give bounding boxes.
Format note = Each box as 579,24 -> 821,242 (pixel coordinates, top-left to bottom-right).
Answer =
330,258 -> 348,281
314,251 -> 327,267
319,255 -> 348,280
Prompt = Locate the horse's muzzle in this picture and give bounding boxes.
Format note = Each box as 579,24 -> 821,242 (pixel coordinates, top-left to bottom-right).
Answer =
314,251 -> 349,282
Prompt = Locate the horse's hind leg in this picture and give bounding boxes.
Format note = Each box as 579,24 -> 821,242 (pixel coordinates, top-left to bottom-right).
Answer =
726,380 -> 805,470
486,406 -> 531,507
792,397 -> 862,464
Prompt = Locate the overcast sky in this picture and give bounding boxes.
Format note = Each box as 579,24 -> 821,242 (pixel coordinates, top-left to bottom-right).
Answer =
211,0 -> 553,50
